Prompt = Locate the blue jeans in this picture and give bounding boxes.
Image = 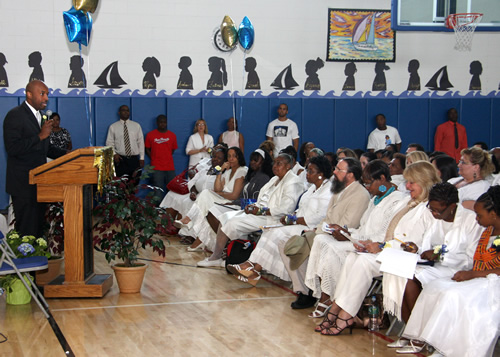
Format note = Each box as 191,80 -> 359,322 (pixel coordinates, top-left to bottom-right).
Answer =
150,170 -> 176,203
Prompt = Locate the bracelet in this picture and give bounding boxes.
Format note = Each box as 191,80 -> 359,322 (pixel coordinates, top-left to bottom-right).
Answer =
256,207 -> 269,216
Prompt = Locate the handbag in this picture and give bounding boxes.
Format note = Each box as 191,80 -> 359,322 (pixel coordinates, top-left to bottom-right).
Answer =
284,231 -> 316,270
166,169 -> 189,194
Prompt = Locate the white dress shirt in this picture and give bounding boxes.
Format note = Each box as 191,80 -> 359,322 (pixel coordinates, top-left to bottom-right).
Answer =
106,119 -> 145,160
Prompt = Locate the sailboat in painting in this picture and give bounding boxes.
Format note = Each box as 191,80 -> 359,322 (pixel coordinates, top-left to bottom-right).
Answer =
94,61 -> 127,89
425,66 -> 453,91
352,14 -> 378,51
271,64 -> 299,90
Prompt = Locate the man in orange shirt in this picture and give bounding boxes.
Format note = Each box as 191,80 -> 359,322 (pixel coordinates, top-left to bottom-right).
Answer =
434,108 -> 468,163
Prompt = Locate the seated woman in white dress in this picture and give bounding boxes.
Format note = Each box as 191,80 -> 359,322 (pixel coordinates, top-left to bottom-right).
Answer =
174,147 -> 247,244
315,161 -> 441,336
400,186 -> 500,357
305,160 -> 409,318
160,147 -> 226,223
448,146 -> 494,210
218,117 -> 244,153
226,156 -> 333,286
193,149 -> 274,252
185,118 -> 214,168
382,183 -> 482,351
196,153 -> 305,270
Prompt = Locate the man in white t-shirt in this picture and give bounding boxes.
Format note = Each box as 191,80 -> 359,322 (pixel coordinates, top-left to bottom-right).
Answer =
266,103 -> 299,157
367,113 -> 402,152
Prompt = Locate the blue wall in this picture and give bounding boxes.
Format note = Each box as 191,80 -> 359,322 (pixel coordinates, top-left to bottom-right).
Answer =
1,95 -> 499,209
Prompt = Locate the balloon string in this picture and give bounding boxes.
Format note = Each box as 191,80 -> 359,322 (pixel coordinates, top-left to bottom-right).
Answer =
240,51 -> 247,130
229,54 -> 236,122
83,16 -> 93,146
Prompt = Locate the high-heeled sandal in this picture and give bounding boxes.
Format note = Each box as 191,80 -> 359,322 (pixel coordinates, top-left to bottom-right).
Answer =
227,261 -> 255,278
234,270 -> 261,286
314,311 -> 338,332
320,316 -> 354,336
396,340 -> 426,354
309,299 -> 332,318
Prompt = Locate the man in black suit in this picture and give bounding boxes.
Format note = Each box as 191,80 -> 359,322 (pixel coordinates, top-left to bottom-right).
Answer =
3,80 -> 65,237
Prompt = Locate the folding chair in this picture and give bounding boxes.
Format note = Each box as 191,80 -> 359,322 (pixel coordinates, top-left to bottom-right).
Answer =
0,232 -> 50,318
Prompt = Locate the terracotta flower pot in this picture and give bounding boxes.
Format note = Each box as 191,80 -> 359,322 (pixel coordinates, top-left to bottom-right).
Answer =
35,256 -> 64,286
112,263 -> 147,293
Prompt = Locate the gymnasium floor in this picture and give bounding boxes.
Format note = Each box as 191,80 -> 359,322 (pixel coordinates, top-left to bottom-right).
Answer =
0,234 -> 443,356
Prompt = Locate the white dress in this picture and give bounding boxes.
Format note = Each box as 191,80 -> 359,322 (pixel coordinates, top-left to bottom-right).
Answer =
248,179 -> 332,281
382,205 -> 483,320
221,130 -> 240,148
332,201 -> 435,317
403,274 -> 500,357
448,177 -> 491,204
188,166 -> 247,250
185,133 -> 214,167
305,190 -> 409,299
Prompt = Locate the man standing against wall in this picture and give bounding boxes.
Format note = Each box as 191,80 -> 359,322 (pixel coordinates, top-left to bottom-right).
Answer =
3,80 -> 66,237
266,103 -> 299,157
145,114 -> 178,201
434,108 -> 468,163
106,105 -> 145,177
367,113 -> 402,152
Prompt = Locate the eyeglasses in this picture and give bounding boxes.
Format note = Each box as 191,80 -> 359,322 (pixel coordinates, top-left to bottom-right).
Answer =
363,179 -> 375,188
197,123 -> 205,126
306,168 -> 319,175
334,166 -> 348,173
427,202 -> 452,217
458,160 -> 472,166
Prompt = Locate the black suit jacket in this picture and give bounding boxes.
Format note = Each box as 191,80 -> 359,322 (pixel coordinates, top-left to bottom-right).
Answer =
3,102 -> 65,198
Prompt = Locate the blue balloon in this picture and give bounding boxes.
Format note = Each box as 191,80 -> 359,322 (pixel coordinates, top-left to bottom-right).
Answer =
63,7 -> 93,46
238,16 -> 255,50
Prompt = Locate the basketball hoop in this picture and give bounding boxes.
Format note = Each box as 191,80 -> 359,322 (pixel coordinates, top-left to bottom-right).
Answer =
445,13 -> 483,51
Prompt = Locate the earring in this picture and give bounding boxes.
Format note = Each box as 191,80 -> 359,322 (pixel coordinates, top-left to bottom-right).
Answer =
378,185 -> 387,193
473,172 -> 477,179
318,176 -> 322,180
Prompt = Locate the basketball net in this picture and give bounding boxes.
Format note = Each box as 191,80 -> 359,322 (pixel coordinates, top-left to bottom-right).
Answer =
445,13 -> 483,51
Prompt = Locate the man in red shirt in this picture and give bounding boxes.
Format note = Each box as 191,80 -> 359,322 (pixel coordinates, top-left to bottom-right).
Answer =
434,108 -> 468,163
145,115 -> 178,201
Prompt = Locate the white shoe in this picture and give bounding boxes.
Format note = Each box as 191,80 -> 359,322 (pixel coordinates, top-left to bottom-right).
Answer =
187,244 -> 204,252
396,340 -> 425,354
388,339 -> 409,348
220,259 -> 226,268
197,258 -> 223,267
174,219 -> 193,230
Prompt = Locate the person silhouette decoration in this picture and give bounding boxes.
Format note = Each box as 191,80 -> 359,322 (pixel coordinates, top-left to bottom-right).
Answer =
342,62 -> 357,91
0,53 -> 8,87
177,56 -> 193,89
28,51 -> 44,82
142,56 -> 161,90
407,59 -> 420,91
68,55 -> 86,88
206,57 -> 227,90
245,57 -> 260,89
372,62 -> 390,91
304,57 -> 324,90
469,60 -> 482,91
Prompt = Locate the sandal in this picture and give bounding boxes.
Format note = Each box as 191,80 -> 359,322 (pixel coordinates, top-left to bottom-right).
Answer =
234,270 -> 261,287
314,311 -> 338,332
396,340 -> 426,354
227,261 -> 255,278
320,316 -> 354,336
309,299 -> 332,318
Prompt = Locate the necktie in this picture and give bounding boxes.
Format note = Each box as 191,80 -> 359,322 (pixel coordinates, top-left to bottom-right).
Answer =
454,123 -> 459,149
36,111 -> 42,127
124,121 -> 132,156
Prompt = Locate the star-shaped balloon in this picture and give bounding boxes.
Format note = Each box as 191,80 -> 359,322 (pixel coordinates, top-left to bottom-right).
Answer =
63,7 -> 93,47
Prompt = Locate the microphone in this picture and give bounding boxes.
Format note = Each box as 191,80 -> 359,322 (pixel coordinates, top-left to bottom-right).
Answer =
45,110 -> 53,118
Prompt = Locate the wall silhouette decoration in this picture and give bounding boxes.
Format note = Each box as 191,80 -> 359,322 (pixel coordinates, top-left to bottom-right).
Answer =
426,65 -> 453,91
271,64 -> 299,90
94,61 -> 127,89
342,62 -> 357,91
304,57 -> 324,90
0,53 -> 8,87
327,9 -> 396,62
407,59 -> 420,91
68,55 -> 87,88
372,62 -> 390,91
28,51 -> 44,82
469,60 -> 482,90
142,56 -> 160,90
206,56 -> 227,90
177,56 -> 193,90
245,57 -> 260,90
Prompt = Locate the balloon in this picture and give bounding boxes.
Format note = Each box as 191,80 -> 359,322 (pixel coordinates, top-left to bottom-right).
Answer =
238,16 -> 255,50
221,15 -> 238,49
73,0 -> 99,13
63,7 -> 93,47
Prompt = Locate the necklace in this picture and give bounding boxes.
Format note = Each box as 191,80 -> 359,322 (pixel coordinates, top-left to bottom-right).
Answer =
374,186 -> 395,206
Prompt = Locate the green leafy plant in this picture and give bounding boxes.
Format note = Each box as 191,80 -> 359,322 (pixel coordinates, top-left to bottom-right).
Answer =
92,168 -> 170,267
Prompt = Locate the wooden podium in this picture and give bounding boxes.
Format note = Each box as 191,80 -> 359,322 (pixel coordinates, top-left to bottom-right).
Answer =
29,147 -> 113,298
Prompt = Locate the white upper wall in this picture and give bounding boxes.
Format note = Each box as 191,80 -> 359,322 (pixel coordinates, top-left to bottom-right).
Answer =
0,0 -> 498,95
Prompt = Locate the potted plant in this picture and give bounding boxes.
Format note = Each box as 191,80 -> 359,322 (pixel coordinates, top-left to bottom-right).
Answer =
35,202 -> 65,286
92,169 -> 170,293
0,230 -> 50,304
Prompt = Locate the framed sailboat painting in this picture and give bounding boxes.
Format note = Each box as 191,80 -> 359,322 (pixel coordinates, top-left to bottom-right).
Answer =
326,9 -> 395,62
